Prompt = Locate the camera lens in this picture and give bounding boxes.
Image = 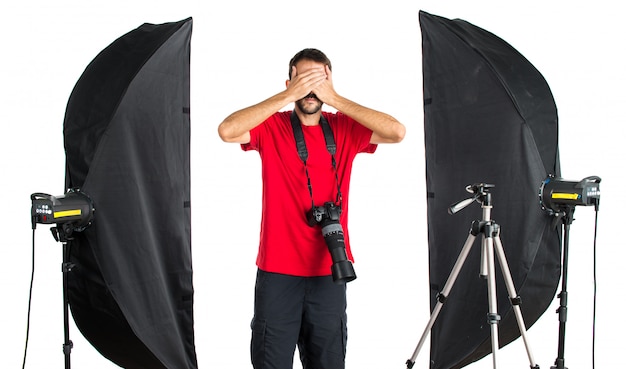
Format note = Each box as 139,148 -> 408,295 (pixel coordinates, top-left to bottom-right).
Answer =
320,218 -> 356,284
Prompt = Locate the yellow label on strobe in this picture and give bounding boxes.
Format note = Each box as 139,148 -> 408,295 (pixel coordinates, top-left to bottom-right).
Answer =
54,209 -> 82,218
552,193 -> 580,200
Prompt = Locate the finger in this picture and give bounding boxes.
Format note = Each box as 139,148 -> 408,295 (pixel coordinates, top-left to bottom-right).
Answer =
297,70 -> 326,89
297,67 -> 324,79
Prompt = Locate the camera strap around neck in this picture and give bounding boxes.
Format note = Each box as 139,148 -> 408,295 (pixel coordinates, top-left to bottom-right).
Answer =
290,110 -> 343,209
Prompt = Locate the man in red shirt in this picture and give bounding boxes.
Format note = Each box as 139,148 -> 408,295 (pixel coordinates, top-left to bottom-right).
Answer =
218,48 -> 405,369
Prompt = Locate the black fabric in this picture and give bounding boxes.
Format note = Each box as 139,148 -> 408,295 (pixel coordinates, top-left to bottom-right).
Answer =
63,18 -> 197,369
419,10 -> 562,368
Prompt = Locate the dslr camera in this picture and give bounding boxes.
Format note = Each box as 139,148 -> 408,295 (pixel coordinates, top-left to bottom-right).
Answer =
307,202 -> 357,284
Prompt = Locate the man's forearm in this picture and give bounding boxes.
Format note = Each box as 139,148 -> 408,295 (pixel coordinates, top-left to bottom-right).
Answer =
218,91 -> 292,143
327,95 -> 405,144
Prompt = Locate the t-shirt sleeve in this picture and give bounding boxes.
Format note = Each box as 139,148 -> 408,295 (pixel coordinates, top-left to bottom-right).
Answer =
336,111 -> 377,154
241,122 -> 263,152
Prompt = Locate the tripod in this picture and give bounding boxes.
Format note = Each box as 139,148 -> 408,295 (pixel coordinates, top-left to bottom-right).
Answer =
406,183 -> 539,369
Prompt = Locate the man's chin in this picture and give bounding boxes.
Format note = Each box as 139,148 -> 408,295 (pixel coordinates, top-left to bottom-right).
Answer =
296,101 -> 323,115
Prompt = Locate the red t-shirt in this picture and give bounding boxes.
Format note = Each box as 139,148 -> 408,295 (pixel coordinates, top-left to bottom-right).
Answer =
242,110 -> 377,276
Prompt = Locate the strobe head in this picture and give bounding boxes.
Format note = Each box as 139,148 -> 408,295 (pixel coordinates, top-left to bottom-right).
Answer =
31,189 -> 95,232
539,175 -> 601,214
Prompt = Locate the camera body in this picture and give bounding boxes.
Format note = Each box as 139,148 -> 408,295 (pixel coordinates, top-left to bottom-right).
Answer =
307,202 -> 356,284
307,201 -> 341,226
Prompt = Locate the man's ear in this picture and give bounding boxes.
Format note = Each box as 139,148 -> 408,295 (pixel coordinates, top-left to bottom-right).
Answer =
288,65 -> 296,82
285,79 -> 290,88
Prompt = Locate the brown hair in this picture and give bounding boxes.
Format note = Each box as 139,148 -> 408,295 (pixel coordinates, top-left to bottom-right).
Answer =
288,48 -> 332,79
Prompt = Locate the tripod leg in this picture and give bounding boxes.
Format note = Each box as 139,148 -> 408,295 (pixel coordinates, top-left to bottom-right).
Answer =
406,233 -> 477,369
493,236 -> 540,369
484,236 -> 500,369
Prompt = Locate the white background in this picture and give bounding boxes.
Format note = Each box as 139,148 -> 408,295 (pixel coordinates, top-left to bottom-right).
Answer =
1,1 -> 623,368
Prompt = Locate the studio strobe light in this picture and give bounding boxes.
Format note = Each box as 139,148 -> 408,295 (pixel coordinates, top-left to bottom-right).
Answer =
26,17 -> 195,369
539,176 -> 601,214
30,189 -> 94,369
31,190 -> 94,233
539,175 -> 600,369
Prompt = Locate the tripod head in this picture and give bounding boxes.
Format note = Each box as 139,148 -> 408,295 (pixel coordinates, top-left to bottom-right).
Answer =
448,183 -> 495,215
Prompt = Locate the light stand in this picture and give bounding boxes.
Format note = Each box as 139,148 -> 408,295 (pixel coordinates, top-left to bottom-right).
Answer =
406,183 -> 539,369
51,223 -> 77,369
550,206 -> 574,369
30,190 -> 94,369
538,175 -> 601,369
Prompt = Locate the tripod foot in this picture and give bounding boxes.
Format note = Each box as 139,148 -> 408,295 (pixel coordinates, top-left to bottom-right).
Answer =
406,359 -> 415,369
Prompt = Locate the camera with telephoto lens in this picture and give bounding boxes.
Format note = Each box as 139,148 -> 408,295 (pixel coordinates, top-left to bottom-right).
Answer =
307,202 -> 357,284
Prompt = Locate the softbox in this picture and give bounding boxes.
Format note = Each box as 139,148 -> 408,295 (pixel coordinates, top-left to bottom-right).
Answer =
63,18 -> 197,369
420,10 -> 561,368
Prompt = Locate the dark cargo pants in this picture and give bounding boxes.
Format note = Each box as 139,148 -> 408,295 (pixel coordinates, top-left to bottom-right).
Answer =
250,269 -> 347,369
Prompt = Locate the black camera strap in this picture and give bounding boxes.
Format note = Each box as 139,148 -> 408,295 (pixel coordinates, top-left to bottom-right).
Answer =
290,110 -> 343,209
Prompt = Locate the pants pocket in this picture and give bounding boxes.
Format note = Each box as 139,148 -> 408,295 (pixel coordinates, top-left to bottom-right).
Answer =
250,318 -> 267,369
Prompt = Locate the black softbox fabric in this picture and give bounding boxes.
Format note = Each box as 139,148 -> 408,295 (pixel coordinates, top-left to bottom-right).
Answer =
63,18 -> 196,369
420,11 -> 562,368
